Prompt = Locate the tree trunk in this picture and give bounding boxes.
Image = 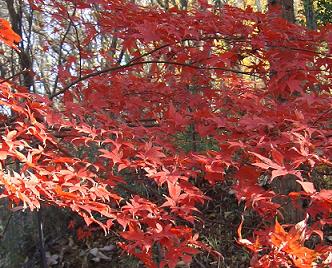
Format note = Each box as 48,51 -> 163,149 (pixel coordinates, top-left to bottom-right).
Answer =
255,0 -> 262,12
270,175 -> 305,223
269,0 -> 295,23
304,0 -> 316,29
267,0 -> 305,224
5,0 -> 34,89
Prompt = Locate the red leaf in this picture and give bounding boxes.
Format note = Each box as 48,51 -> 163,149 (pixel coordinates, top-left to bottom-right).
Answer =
167,182 -> 181,201
271,146 -> 284,166
0,18 -> 21,50
250,152 -> 284,170
237,217 -> 260,252
296,180 -> 316,194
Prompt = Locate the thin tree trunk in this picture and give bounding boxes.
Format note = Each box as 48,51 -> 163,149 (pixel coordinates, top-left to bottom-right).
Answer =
5,0 -> 34,89
268,0 -> 305,224
37,209 -> 48,268
269,0 -> 295,23
303,0 -> 316,29
255,0 -> 262,12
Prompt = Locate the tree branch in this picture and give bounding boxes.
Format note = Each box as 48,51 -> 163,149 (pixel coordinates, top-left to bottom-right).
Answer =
51,6 -> 77,96
0,69 -> 29,84
49,33 -> 328,99
50,60 -> 259,99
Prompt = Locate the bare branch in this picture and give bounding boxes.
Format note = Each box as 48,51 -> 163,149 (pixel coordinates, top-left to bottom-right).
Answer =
0,69 -> 29,84
51,6 -> 77,95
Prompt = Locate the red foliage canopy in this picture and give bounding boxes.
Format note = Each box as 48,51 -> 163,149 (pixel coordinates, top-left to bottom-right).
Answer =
0,1 -> 331,267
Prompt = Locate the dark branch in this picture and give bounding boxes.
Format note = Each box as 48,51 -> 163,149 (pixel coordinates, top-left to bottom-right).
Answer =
0,69 -> 29,84
50,60 -> 259,99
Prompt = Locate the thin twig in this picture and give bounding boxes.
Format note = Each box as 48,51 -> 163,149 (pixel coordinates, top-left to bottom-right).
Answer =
37,209 -> 48,268
68,5 -> 82,79
0,69 -> 29,84
51,6 -> 77,95
311,107 -> 332,126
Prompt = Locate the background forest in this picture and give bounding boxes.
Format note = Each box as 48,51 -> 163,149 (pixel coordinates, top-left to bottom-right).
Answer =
0,0 -> 331,267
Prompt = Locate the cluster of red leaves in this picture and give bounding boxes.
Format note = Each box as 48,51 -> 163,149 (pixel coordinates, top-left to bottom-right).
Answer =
0,1 -> 332,267
0,18 -> 20,50
238,216 -> 332,267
